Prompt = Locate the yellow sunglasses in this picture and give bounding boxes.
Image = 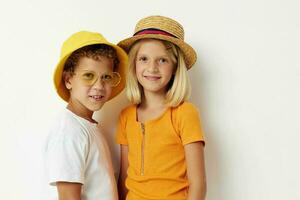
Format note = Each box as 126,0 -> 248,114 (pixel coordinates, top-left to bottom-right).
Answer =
73,70 -> 121,87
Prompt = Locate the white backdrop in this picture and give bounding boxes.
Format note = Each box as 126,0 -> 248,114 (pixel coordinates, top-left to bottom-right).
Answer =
0,0 -> 299,199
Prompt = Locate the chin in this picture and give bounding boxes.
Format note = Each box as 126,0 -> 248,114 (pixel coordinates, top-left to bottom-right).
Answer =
145,87 -> 166,93
87,103 -> 105,111
95,104 -> 105,111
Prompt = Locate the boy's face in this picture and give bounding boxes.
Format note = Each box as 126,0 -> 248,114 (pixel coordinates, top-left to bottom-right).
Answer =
65,56 -> 114,114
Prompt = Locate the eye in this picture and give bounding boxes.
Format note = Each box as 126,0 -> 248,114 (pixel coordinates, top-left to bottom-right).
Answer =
138,56 -> 148,62
82,72 -> 95,80
102,73 -> 113,81
158,58 -> 168,64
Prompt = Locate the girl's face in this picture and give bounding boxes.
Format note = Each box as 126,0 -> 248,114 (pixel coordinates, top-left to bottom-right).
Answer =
135,39 -> 175,96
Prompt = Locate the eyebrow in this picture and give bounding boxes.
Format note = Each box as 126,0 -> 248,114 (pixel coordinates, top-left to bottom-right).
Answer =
76,69 -> 94,72
137,53 -> 169,58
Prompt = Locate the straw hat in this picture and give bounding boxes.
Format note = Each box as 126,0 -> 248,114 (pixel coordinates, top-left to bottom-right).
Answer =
53,31 -> 128,102
118,15 -> 197,69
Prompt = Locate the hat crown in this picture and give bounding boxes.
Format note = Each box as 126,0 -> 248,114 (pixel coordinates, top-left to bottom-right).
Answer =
134,15 -> 184,40
118,15 -> 197,69
60,31 -> 109,58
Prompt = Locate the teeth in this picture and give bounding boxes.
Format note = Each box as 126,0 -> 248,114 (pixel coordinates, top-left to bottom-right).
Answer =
145,76 -> 160,80
90,95 -> 103,100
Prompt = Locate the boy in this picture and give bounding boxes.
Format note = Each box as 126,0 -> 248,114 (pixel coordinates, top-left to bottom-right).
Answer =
45,31 -> 127,200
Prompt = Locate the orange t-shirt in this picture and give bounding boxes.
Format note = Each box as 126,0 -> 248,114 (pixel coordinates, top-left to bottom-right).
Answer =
116,102 -> 205,200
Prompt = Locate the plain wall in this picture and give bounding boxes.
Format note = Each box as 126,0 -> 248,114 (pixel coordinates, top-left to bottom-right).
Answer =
0,0 -> 299,199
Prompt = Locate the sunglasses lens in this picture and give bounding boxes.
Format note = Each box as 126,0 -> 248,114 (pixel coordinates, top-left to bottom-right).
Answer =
101,72 -> 121,87
109,72 -> 121,87
76,71 -> 121,87
80,71 -> 97,85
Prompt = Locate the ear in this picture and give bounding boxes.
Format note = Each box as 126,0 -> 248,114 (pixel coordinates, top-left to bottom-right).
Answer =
63,71 -> 73,90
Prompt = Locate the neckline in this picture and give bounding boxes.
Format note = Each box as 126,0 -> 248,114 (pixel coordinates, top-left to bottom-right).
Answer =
134,105 -> 170,125
66,108 -> 98,126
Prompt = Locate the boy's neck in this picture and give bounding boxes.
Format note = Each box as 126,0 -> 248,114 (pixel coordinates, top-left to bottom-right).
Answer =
67,101 -> 96,124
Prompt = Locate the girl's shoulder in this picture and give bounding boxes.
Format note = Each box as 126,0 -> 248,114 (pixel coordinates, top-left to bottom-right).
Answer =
172,101 -> 199,114
120,104 -> 137,117
171,102 -> 202,132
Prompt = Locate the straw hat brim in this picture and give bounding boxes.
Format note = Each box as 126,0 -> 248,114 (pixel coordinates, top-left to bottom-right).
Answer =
53,42 -> 128,102
118,34 -> 197,69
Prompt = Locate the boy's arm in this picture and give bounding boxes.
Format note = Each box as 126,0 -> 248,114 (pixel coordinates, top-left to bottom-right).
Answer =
184,142 -> 207,200
118,145 -> 129,200
56,182 -> 82,200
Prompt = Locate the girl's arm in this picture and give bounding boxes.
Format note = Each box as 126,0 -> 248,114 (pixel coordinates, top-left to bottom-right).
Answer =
56,182 -> 82,200
184,142 -> 206,200
118,145 -> 129,200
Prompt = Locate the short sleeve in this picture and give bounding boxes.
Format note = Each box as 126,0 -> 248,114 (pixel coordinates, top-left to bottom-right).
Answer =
115,110 -> 128,145
175,102 -> 205,145
45,130 -> 88,186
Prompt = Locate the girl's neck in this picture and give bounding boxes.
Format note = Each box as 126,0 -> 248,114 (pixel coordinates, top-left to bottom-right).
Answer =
137,91 -> 168,123
140,91 -> 166,110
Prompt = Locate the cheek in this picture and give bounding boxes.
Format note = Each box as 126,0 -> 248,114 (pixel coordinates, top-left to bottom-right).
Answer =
135,64 -> 144,79
164,64 -> 175,77
105,85 -> 113,95
135,63 -> 142,73
74,85 -> 89,94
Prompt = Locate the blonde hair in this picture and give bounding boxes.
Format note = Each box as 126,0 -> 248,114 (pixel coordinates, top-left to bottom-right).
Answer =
126,39 -> 191,107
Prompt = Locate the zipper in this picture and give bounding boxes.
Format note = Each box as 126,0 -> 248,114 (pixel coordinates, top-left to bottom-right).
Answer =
140,123 -> 145,176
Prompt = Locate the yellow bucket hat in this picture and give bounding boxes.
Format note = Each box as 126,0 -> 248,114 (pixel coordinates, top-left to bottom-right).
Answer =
53,31 -> 128,102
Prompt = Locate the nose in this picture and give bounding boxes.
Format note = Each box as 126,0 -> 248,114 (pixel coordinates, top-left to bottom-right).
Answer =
147,61 -> 159,73
92,76 -> 105,90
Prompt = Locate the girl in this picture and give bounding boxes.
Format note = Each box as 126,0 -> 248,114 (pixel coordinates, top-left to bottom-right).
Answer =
116,16 -> 206,200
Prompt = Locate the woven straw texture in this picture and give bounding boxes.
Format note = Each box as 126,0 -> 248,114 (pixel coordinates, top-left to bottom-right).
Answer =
118,15 -> 197,69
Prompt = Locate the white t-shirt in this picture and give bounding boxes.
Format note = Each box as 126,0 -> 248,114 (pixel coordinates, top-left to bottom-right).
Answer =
44,108 -> 118,200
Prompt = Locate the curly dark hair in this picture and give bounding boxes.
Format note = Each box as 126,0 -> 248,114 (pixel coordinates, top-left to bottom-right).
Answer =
64,44 -> 119,73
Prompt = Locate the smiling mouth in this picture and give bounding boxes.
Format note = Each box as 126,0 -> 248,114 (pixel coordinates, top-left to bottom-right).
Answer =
89,95 -> 104,101
144,75 -> 161,81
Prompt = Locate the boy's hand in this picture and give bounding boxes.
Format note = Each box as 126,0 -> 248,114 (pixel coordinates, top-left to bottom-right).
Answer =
57,182 -> 82,200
